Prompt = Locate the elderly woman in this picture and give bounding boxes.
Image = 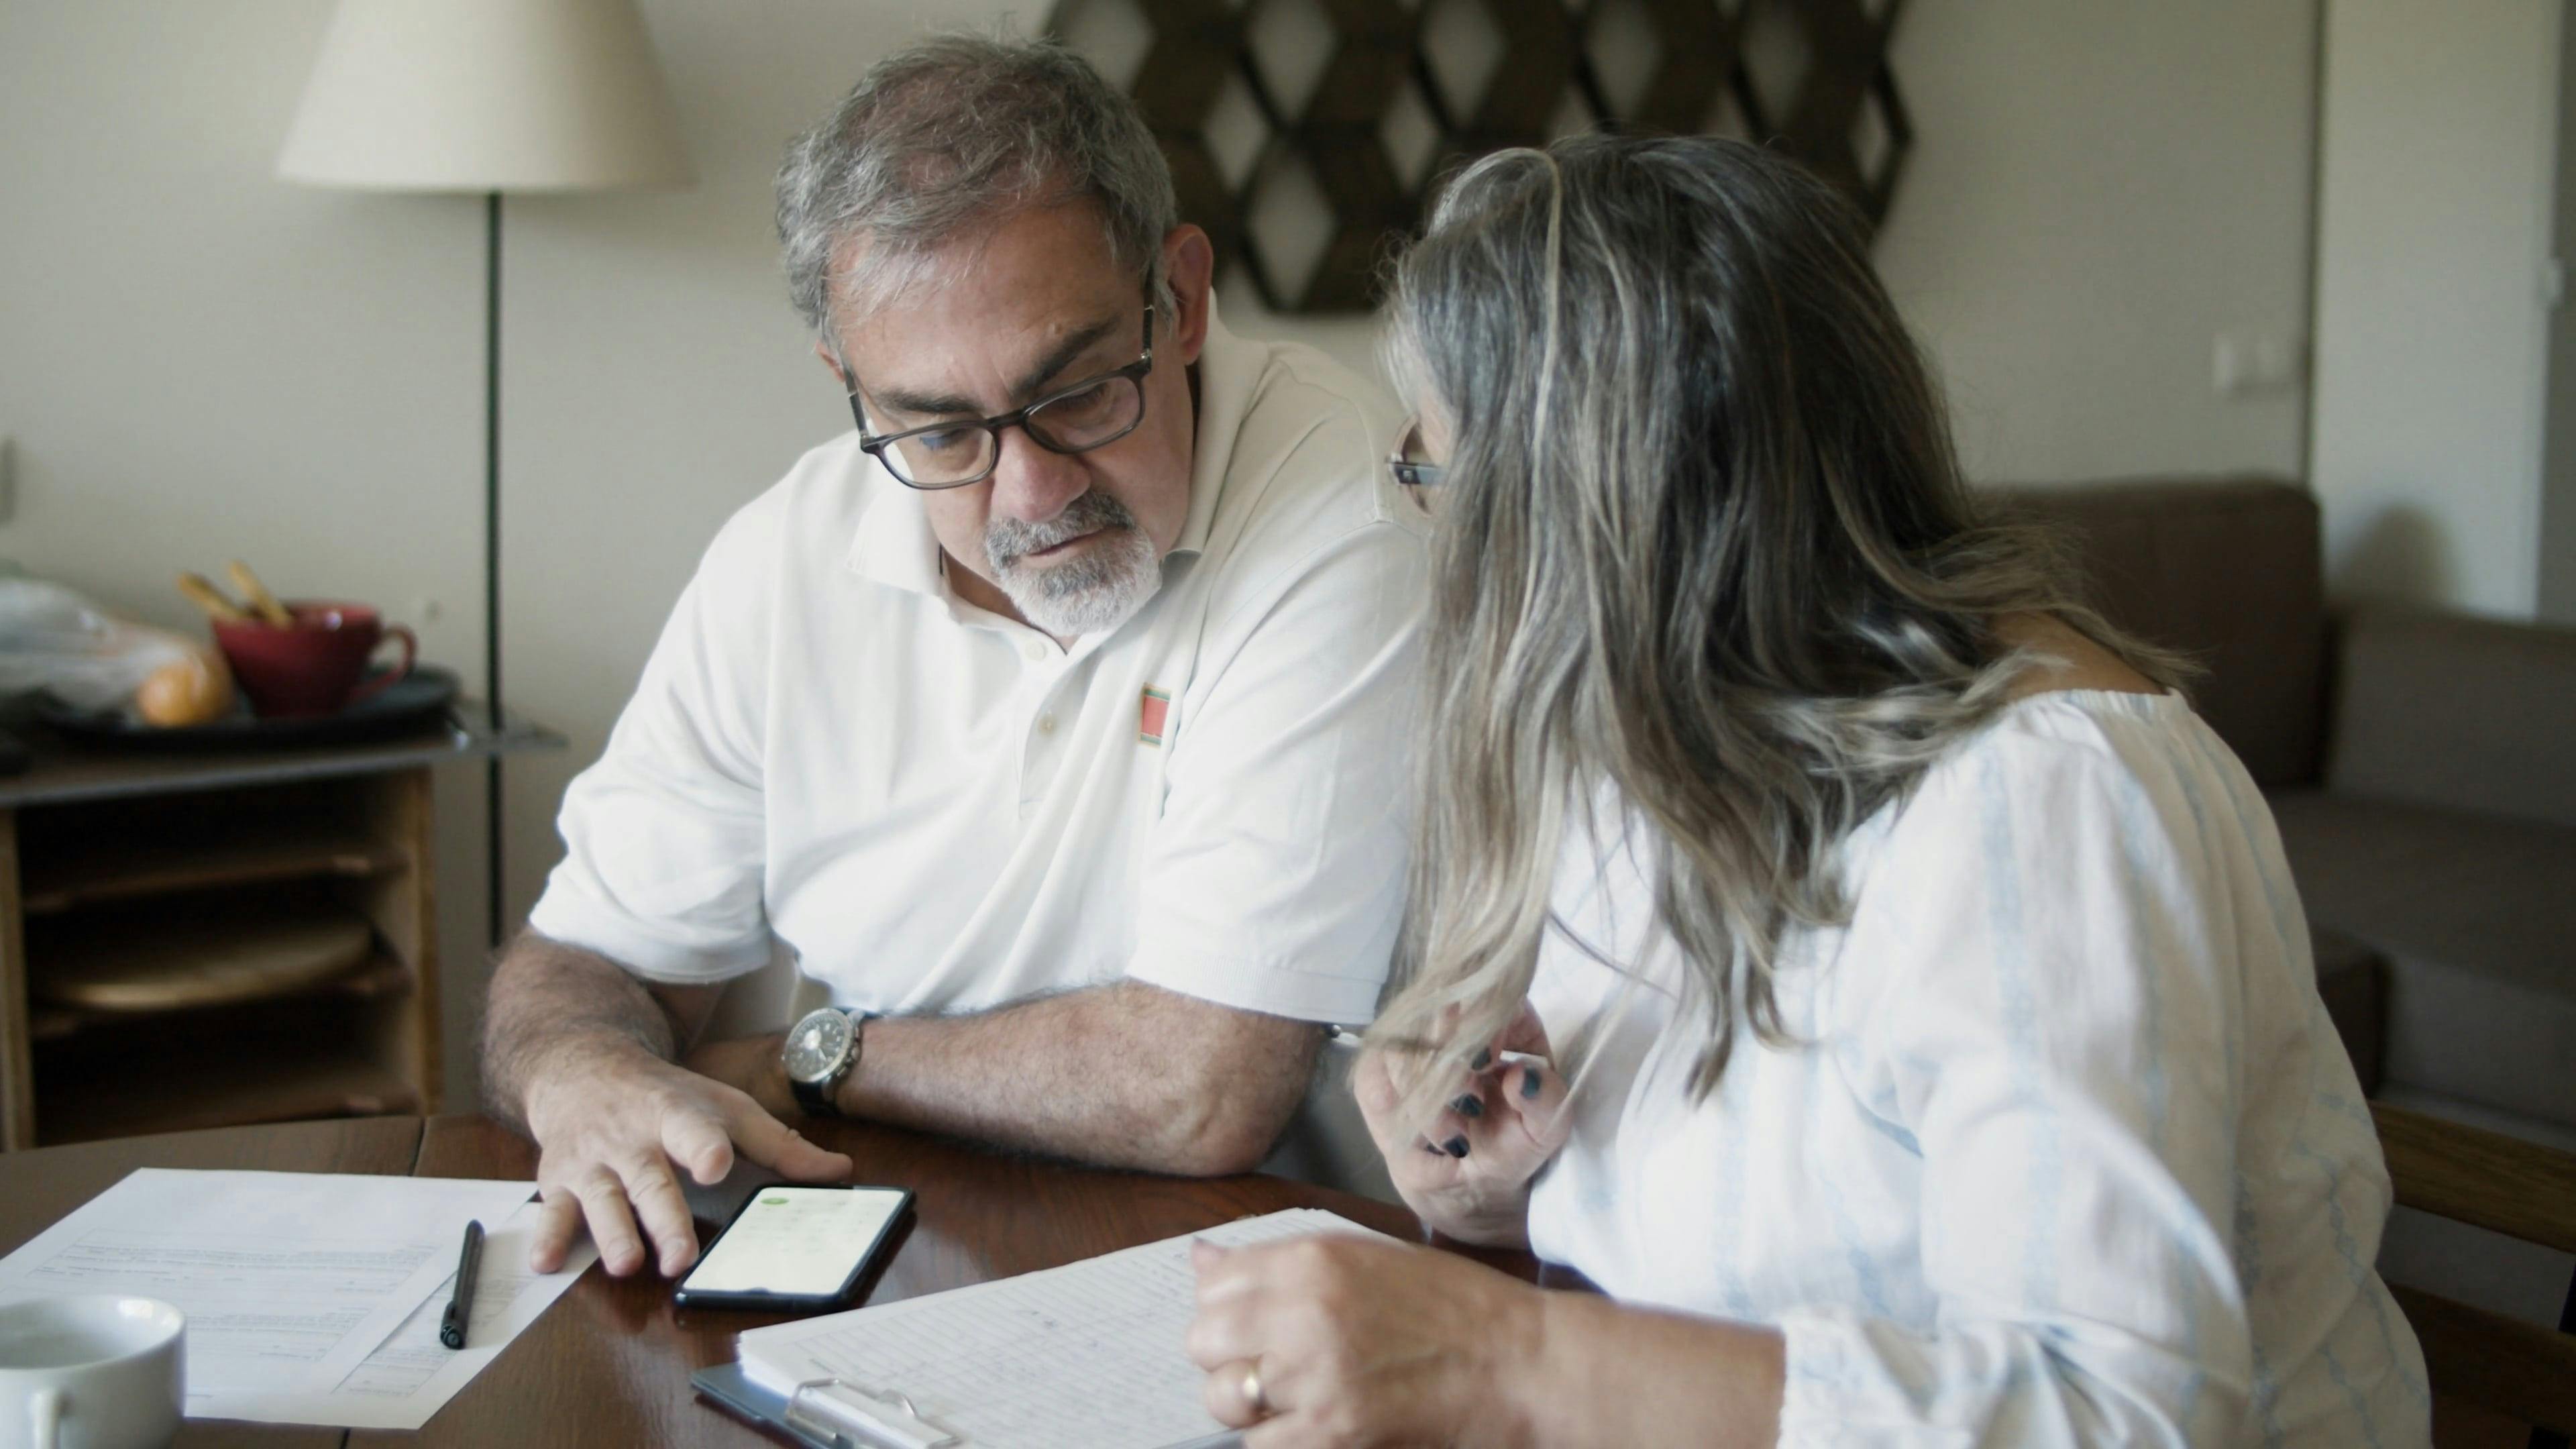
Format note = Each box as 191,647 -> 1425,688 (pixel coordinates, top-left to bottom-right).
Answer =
1185,137 -> 2427,1448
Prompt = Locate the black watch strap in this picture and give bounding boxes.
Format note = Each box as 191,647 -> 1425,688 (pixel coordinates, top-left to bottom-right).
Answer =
790,1067 -> 841,1118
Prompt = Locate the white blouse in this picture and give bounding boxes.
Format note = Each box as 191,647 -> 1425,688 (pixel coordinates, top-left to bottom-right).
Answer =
1525,691 -> 2428,1448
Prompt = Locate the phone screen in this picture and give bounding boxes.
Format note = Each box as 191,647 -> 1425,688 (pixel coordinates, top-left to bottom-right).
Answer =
680,1186 -> 908,1299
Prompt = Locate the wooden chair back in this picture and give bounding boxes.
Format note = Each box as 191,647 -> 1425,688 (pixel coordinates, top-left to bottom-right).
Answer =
2371,1102 -> 2576,1446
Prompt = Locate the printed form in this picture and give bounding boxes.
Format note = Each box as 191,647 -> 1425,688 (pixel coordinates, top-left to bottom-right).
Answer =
0,1169 -> 582,1429
737,1208 -> 1380,1449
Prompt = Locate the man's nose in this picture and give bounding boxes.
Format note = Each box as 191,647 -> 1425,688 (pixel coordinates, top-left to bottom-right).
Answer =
985,427 -> 1088,525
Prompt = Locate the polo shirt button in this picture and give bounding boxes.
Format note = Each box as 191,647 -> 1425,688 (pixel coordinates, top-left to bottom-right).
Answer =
1022,641 -> 1046,661
1037,713 -> 1058,735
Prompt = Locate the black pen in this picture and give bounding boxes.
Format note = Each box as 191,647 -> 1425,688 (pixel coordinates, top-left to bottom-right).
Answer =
439,1220 -> 484,1350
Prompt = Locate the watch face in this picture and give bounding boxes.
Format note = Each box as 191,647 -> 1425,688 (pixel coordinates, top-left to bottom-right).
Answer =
783,1010 -> 854,1083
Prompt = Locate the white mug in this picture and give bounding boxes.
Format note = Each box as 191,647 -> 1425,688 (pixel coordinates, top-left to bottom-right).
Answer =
0,1297 -> 184,1449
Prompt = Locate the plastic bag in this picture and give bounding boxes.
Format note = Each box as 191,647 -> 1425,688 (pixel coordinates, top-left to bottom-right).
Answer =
0,578 -> 231,722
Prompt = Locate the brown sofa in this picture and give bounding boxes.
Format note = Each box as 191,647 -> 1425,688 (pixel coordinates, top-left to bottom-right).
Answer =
2012,477 -> 2576,1148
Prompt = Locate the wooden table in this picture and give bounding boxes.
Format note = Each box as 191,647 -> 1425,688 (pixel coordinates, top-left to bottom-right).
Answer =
0,1114 -> 1547,1446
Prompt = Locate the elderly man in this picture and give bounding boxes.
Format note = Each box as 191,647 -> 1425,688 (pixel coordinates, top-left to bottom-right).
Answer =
481,35 -> 1426,1279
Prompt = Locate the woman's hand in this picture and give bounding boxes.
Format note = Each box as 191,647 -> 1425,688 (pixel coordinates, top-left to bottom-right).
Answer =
1353,1003 -> 1571,1247
1187,1234 -> 1544,1448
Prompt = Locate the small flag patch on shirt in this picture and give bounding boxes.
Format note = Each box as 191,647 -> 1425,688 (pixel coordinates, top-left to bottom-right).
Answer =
1138,686 -> 1171,746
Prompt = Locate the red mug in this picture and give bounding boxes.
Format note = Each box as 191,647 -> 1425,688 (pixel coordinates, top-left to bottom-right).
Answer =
212,601 -> 417,719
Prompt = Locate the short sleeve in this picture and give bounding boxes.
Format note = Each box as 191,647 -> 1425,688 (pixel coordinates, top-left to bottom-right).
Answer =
525,502 -> 777,985
1777,718 -> 2259,1446
1122,517 -> 1429,1023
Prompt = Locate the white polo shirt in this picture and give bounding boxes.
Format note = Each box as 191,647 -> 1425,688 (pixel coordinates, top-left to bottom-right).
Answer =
527,307 -> 1428,1025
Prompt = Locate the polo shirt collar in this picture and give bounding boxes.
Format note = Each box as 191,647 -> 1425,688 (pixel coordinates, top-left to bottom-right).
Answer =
1171,294 -> 1259,559
841,292 -> 1264,592
843,451 -> 946,598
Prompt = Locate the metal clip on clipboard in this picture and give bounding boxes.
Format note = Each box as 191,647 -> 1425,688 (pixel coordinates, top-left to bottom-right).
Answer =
784,1377 -> 961,1449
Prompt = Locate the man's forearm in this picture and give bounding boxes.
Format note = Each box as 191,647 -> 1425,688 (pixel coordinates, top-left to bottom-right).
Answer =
833,982 -> 1322,1177
480,931 -> 683,1131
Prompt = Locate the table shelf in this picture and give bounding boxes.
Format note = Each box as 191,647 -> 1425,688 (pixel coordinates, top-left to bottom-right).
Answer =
0,708 -> 561,1151
27,955 -> 414,1044
36,1046 -> 423,1147
0,747 -> 459,1150
21,831 -> 409,916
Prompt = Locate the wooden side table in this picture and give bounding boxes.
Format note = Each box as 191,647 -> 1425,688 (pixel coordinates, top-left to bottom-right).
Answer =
0,708 -> 560,1150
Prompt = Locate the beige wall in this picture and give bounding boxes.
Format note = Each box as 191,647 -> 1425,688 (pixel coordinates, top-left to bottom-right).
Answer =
2,0 -> 2328,1099
0,1 -> 494,1103
2312,0 -> 2563,621
1224,0 -> 2323,486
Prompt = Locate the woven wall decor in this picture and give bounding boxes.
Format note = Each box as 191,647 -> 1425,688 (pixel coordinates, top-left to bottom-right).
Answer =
1048,0 -> 1912,313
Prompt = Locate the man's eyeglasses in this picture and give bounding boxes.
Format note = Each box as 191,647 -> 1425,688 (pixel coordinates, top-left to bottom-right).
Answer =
1387,416 -> 1444,490
847,305 -> 1156,490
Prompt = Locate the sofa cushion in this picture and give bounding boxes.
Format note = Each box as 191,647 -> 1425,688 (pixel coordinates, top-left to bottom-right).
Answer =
2000,478 -> 2326,790
2269,790 -> 2576,1130
2309,925 -> 2385,1096
2328,608 -> 2576,833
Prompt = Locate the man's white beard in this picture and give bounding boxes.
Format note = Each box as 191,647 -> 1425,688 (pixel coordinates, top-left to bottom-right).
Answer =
986,492 -> 1162,637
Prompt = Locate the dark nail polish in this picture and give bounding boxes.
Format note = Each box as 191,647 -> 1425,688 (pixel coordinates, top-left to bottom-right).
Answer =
1521,1067 -> 1544,1099
1444,1135 -> 1470,1158
1470,1048 -> 1492,1071
1452,1094 -> 1484,1119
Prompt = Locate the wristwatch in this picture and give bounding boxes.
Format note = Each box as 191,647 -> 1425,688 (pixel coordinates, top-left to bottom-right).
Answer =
783,1006 -> 871,1117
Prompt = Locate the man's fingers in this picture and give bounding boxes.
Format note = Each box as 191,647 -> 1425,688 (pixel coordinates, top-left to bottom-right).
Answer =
572,1171 -> 648,1277
659,1108 -> 736,1187
529,1187 -> 584,1273
723,1095 -> 854,1181
616,1155 -> 700,1277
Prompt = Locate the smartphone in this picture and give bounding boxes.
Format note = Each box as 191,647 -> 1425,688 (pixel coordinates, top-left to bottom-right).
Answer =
672,1185 -> 913,1312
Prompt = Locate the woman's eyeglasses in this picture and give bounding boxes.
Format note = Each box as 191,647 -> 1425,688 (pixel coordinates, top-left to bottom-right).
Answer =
1387,417 -> 1444,490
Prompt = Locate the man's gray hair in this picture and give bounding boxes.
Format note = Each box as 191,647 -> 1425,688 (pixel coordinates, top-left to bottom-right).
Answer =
776,33 -> 1179,343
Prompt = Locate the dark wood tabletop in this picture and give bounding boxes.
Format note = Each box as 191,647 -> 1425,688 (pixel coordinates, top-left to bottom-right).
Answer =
0,1114 -> 1538,1447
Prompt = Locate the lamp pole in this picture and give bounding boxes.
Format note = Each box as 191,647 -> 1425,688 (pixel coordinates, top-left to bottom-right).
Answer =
274,0 -> 695,953
484,190 -> 506,952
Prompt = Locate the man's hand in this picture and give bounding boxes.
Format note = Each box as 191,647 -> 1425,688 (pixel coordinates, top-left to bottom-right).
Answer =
683,1032 -> 796,1120
521,1046 -> 851,1279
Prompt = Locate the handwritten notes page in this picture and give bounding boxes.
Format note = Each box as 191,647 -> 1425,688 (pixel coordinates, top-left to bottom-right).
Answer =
737,1209 -> 1380,1449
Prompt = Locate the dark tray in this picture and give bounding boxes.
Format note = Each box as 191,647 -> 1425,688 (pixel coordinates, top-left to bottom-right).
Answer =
36,666 -> 462,751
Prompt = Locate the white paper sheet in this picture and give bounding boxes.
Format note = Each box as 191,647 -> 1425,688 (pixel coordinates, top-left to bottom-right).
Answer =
0,1169 -> 538,1423
737,1208 -> 1379,1449
223,1199 -> 598,1430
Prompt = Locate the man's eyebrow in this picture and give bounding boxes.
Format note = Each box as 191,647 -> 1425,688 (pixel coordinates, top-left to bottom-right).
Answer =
868,315 -> 1124,420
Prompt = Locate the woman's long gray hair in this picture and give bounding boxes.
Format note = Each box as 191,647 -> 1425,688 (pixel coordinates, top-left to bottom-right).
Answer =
1373,136 -> 2184,1128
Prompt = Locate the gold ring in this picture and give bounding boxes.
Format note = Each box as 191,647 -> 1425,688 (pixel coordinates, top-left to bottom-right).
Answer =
1240,1362 -> 1271,1417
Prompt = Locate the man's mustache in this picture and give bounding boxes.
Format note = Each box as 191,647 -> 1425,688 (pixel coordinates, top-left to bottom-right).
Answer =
987,492 -> 1139,570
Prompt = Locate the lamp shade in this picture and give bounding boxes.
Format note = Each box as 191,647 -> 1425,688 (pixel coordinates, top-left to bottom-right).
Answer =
277,0 -> 692,192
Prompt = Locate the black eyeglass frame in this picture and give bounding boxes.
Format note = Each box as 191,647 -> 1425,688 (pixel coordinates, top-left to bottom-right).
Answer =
1387,416 -> 1445,490
847,304 -> 1157,490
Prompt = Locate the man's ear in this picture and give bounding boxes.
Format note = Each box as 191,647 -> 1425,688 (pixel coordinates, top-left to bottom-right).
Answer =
1162,224 -> 1216,367
813,339 -> 851,391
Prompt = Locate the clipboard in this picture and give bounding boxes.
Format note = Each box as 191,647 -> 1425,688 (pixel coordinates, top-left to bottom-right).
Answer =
691,1362 -> 1242,1449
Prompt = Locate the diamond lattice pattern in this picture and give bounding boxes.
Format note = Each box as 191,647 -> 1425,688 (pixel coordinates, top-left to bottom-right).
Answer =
1050,0 -> 1913,313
